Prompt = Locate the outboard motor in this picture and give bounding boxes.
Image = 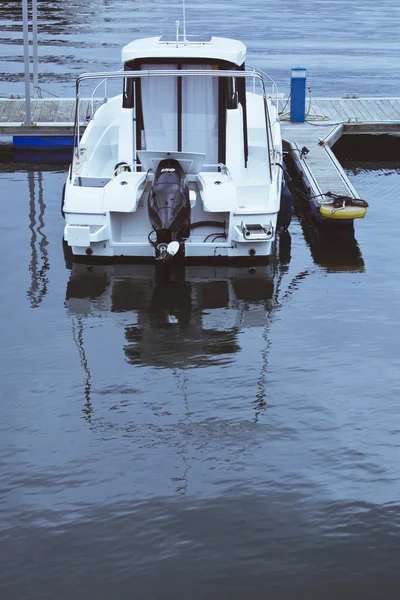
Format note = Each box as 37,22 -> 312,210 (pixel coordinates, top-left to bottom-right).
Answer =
148,159 -> 191,261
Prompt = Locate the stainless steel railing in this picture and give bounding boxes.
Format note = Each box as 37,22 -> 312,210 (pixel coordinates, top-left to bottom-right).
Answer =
246,65 -> 279,108
71,69 -> 278,182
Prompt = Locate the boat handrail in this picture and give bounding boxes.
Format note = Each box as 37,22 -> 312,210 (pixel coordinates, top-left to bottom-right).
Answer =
246,65 -> 279,108
76,68 -> 267,92
71,69 -> 274,182
244,67 -> 278,161
89,69 -> 124,117
90,78 -> 108,118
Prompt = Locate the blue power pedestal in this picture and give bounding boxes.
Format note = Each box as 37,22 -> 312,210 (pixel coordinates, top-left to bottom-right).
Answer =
290,67 -> 307,123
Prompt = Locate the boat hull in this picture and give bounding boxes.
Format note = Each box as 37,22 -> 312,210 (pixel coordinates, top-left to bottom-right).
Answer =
65,237 -> 275,262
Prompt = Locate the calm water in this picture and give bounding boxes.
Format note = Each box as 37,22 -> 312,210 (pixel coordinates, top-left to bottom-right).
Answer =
1,2 -> 400,599
1,0 -> 400,98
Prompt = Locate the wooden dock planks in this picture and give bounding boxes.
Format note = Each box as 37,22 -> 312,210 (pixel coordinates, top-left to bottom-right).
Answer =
281,123 -> 355,198
0,98 -> 93,134
0,96 -> 399,130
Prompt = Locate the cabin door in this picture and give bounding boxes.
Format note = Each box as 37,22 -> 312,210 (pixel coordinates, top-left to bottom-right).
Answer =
140,63 -> 218,164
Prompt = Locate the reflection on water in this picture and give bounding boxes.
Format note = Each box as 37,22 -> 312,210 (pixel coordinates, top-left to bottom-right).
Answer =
3,164 -> 400,599
65,262 -> 282,422
66,265 -> 277,358
71,315 -> 93,422
63,219 -> 368,427
27,170 -> 50,308
299,214 -> 365,273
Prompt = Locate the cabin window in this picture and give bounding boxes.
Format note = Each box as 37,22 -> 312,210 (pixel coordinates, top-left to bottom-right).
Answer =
140,63 -> 178,152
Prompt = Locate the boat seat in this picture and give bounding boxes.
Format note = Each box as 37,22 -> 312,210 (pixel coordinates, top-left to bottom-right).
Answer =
199,172 -> 237,212
235,184 -> 273,211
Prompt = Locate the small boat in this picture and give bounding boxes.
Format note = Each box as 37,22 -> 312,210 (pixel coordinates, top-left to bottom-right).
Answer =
318,195 -> 368,221
62,28 -> 285,262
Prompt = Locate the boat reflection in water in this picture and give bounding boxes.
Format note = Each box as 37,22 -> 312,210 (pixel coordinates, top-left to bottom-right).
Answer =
66,263 -> 278,366
65,258 -> 289,422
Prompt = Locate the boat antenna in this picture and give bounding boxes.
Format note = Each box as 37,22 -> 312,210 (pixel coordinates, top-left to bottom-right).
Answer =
175,20 -> 180,48
182,0 -> 187,45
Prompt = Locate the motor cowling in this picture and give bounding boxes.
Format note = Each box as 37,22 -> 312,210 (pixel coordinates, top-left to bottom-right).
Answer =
148,159 -> 191,258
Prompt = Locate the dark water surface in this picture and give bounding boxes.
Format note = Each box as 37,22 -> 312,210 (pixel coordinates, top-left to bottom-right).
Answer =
1,1 -> 400,599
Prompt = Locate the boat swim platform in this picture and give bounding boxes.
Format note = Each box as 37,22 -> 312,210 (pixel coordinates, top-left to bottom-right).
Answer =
1,96 -> 400,201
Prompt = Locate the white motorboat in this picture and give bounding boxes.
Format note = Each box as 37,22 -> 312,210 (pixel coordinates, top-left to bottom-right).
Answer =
63,30 -> 286,262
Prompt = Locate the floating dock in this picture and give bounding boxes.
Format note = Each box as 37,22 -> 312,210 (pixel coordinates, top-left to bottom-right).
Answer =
279,97 -> 400,204
1,96 -> 400,206
0,98 -> 96,136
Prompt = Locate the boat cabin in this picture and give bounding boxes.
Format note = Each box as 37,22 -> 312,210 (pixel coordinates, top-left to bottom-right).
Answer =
121,35 -> 249,168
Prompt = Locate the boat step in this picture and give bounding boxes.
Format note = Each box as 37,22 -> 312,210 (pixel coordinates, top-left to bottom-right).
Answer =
64,223 -> 107,246
232,221 -> 274,242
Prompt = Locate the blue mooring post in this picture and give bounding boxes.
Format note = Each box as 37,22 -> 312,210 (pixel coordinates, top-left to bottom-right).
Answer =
290,67 -> 307,123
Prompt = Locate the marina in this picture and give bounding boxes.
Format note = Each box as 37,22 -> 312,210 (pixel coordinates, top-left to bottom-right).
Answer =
2,0 -> 400,598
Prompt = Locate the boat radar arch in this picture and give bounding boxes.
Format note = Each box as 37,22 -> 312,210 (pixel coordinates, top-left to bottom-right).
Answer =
121,35 -> 246,66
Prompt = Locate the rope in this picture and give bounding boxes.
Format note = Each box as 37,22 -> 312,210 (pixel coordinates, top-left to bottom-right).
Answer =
34,85 -> 59,99
289,185 -> 369,207
279,87 -> 330,122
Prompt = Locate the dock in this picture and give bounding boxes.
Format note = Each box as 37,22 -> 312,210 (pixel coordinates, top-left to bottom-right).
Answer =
1,96 -> 400,202
279,97 -> 400,202
0,98 -> 97,136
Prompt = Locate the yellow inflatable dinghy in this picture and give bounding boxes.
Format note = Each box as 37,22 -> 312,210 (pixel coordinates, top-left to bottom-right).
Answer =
318,196 -> 368,220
